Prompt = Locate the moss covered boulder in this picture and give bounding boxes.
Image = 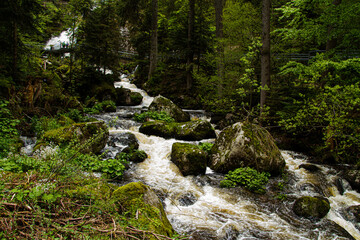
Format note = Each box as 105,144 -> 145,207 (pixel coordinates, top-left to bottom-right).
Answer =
35,121 -> 109,154
209,122 -> 285,176
112,182 -> 175,237
149,95 -> 190,122
293,196 -> 330,219
171,143 -> 208,176
139,120 -> 216,141
116,88 -> 143,106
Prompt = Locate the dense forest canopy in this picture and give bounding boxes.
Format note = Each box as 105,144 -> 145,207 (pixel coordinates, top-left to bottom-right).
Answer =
0,0 -> 359,162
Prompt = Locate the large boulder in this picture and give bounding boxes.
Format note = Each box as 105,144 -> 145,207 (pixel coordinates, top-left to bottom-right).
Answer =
149,95 -> 190,122
116,88 -> 143,106
35,121 -> 109,154
293,196 -> 330,219
209,122 -> 285,176
139,120 -> 216,141
112,182 -> 175,237
171,143 -> 208,176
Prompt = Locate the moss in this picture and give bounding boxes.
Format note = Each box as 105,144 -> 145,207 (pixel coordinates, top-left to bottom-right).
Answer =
112,182 -> 175,237
130,92 -> 143,105
171,143 -> 208,176
34,121 -> 109,154
293,196 -> 330,219
139,120 -> 216,141
210,122 -> 285,175
149,95 -> 190,122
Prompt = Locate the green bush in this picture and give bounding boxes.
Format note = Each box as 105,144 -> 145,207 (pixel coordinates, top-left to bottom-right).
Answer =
84,100 -> 116,114
134,111 -> 175,123
0,101 -> 20,158
220,167 -> 270,194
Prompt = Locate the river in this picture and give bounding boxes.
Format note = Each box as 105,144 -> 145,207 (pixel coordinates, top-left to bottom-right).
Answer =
85,74 -> 360,240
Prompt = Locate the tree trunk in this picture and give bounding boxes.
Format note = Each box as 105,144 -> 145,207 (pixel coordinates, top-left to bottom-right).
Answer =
215,0 -> 225,97
148,0 -> 158,81
12,20 -> 18,83
260,0 -> 271,117
186,0 -> 195,90
326,0 -> 342,52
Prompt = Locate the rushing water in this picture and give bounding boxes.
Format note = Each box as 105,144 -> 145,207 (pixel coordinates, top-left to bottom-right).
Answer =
97,74 -> 360,240
18,72 -> 357,239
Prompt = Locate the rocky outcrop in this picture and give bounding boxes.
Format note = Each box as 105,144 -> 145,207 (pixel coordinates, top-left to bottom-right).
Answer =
149,95 -> 190,122
116,88 -> 143,106
112,182 -> 175,237
209,122 -> 285,176
35,121 -> 109,154
139,120 -> 216,141
293,196 -> 330,219
171,143 -> 208,176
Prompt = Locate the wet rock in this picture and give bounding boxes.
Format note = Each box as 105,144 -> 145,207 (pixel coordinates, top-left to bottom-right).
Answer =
178,193 -> 197,206
35,121 -> 109,154
346,205 -> 360,222
293,196 -> 330,219
112,182 -> 175,236
299,163 -> 321,172
209,122 -> 285,176
149,95 -> 190,122
335,177 -> 352,195
116,88 -> 143,106
171,143 -> 208,176
343,170 -> 360,193
108,132 -> 139,150
189,229 -> 217,240
220,226 -> 239,240
139,120 -> 216,141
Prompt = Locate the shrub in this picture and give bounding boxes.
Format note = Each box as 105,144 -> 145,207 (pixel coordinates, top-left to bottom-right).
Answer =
0,101 -> 20,157
220,167 -> 270,194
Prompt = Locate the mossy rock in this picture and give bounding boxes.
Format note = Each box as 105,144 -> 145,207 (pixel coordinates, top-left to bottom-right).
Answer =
34,121 -> 109,154
139,120 -> 216,141
293,196 -> 330,219
116,88 -> 143,106
149,95 -> 190,122
112,182 -> 175,237
209,122 -> 285,176
171,143 -> 208,176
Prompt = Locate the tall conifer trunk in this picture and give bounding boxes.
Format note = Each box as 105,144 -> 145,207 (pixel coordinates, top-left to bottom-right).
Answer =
260,0 -> 271,117
215,0 -> 225,97
186,0 -> 195,91
148,0 -> 158,81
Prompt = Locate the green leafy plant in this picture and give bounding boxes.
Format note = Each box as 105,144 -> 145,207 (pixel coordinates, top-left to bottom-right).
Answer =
220,167 -> 270,194
134,111 -> 175,123
0,101 -> 20,157
84,100 -> 116,114
198,142 -> 213,154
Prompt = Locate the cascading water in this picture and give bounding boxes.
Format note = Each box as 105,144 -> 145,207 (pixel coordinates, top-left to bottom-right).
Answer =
93,74 -> 360,239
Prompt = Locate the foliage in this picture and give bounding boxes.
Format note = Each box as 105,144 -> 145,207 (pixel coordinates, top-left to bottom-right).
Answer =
275,0 -> 360,51
220,167 -> 270,194
84,100 -> 116,114
198,142 -> 213,154
134,111 -> 175,123
277,56 -> 360,162
0,101 -> 20,158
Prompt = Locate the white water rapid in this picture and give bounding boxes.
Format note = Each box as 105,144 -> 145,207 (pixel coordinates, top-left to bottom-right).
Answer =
92,74 -> 360,240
